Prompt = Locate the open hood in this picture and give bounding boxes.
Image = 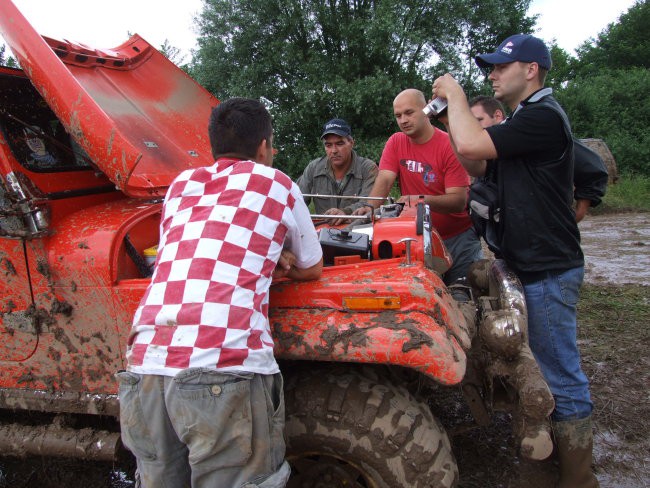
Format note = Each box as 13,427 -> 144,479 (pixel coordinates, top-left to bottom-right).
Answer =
0,0 -> 218,198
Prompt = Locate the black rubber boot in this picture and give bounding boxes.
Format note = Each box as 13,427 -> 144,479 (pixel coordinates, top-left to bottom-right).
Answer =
552,415 -> 600,488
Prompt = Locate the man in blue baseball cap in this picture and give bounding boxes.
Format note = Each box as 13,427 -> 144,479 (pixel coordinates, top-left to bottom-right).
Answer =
432,34 -> 599,488
475,33 -> 552,69
298,118 -> 378,225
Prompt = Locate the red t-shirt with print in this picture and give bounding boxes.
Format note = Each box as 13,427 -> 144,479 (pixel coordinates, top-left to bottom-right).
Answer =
380,129 -> 472,239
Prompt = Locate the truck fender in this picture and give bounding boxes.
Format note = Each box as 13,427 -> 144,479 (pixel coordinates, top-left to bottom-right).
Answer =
271,308 -> 466,385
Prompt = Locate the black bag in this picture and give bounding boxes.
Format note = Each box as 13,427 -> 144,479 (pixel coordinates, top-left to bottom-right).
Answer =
469,177 -> 501,254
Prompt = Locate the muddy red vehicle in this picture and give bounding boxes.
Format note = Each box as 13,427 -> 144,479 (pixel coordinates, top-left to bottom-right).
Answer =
0,1 -> 555,486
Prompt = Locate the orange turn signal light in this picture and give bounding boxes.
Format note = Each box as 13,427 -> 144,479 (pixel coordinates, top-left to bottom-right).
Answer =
342,296 -> 401,310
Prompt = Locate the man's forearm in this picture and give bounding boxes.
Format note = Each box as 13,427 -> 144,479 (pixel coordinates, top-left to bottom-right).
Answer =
287,259 -> 323,281
447,94 -> 495,164
443,121 -> 487,177
575,199 -> 590,223
433,74 -> 497,163
400,192 -> 466,214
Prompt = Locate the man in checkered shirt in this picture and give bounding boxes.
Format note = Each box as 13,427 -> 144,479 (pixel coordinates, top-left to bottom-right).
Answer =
117,98 -> 323,488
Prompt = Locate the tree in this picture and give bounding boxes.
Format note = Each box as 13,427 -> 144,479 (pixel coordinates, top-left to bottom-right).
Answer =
451,0 -> 536,94
545,42 -> 574,93
159,39 -> 188,68
573,0 -> 649,77
557,67 -> 650,177
190,0 -> 535,177
554,0 -> 650,176
0,43 -> 18,68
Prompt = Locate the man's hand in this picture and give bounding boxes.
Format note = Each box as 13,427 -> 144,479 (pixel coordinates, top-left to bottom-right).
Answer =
272,249 -> 296,281
396,195 -> 415,205
432,73 -> 463,101
352,204 -> 374,218
575,199 -> 590,223
323,208 -> 350,226
430,73 -> 496,166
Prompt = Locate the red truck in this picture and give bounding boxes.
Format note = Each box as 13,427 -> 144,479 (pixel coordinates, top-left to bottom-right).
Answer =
0,1 -> 554,486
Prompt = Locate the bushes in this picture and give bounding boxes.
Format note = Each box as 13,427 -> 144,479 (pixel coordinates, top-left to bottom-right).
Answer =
558,68 -> 650,177
593,175 -> 650,213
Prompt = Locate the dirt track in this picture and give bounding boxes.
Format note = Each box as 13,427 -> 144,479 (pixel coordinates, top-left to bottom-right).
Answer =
0,213 -> 648,487
451,212 -> 650,487
579,213 -> 650,286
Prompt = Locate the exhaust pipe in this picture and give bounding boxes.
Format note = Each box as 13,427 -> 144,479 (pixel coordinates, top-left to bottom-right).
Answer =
470,259 -> 555,461
488,259 -> 526,316
0,422 -> 121,461
475,259 -> 527,359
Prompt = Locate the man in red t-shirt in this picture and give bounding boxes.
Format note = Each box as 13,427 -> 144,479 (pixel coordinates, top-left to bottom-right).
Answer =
354,89 -> 481,289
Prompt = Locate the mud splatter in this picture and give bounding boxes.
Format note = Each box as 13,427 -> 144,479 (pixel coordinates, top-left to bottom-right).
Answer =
1,257 -> 16,276
36,258 -> 51,280
579,213 -> 650,286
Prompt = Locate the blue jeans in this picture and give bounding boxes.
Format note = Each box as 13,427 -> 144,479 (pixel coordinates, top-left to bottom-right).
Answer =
519,266 -> 593,421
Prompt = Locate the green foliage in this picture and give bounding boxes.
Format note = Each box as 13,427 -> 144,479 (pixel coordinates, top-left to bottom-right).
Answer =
593,175 -> 650,213
554,1 -> 650,177
573,0 -> 649,77
557,67 -> 650,176
0,44 -> 18,68
452,0 -> 536,93
190,0 -> 534,178
578,284 -> 649,359
545,42 -> 574,92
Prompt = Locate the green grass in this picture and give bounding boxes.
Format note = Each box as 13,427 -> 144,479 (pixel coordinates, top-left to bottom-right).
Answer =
592,175 -> 650,214
577,284 -> 650,442
578,284 -> 649,358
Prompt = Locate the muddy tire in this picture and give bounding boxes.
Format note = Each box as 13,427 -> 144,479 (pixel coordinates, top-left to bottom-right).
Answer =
284,366 -> 458,488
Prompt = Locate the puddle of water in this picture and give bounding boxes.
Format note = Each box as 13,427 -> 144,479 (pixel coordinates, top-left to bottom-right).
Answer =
579,213 -> 650,286
594,430 -> 650,488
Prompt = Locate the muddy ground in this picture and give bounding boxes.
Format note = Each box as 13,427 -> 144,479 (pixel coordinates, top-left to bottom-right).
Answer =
0,212 -> 648,488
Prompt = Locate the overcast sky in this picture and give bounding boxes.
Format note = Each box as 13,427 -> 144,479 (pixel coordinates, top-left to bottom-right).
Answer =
2,0 -> 638,58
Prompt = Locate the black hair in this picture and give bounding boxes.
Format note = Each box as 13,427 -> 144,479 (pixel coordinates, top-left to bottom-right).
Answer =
208,98 -> 272,159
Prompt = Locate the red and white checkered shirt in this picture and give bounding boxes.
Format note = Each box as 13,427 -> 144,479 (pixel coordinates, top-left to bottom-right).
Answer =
126,158 -> 322,376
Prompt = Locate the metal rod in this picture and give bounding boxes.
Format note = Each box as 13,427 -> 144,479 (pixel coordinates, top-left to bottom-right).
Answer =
311,214 -> 370,220
303,194 -> 386,201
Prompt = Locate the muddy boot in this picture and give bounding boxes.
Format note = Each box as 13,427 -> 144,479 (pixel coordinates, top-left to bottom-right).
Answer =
552,416 -> 599,488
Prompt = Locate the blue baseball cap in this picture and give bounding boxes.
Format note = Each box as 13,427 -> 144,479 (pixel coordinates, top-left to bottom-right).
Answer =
475,34 -> 552,71
321,118 -> 352,139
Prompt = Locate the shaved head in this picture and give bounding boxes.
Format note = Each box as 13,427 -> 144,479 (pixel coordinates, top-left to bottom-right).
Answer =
392,88 -> 434,143
394,89 -> 427,108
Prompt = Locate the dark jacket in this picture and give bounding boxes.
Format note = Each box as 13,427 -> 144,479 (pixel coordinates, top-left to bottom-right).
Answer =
573,138 -> 608,206
297,151 -> 378,214
487,90 -> 584,273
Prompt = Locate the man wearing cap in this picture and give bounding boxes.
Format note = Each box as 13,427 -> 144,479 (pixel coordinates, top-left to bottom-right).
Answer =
297,118 -> 378,225
466,96 -> 607,223
432,34 -> 599,487
353,89 -> 482,294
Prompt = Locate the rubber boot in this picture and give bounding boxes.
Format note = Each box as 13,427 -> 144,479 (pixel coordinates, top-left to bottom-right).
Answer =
552,416 -> 599,488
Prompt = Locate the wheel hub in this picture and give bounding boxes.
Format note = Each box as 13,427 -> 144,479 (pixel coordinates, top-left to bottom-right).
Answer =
287,453 -> 372,488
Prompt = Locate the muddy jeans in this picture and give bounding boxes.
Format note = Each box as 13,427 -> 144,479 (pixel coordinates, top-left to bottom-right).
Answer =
116,369 -> 289,488
519,266 -> 594,421
443,227 -> 483,295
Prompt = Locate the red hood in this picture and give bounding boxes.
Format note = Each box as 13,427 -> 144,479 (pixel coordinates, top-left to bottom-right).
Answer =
0,0 -> 218,198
